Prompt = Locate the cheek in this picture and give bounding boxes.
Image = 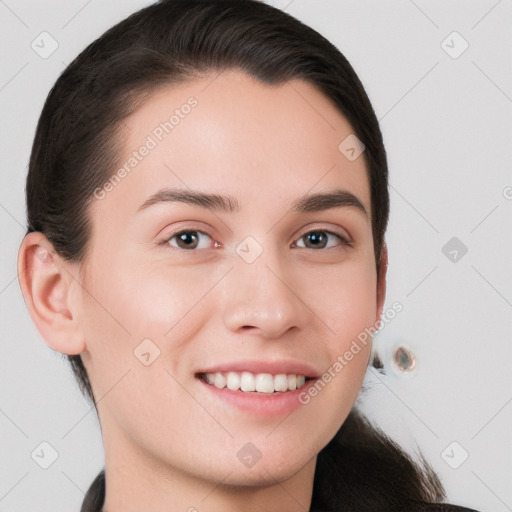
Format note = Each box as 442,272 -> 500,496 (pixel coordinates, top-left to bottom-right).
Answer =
328,279 -> 377,350
78,259 -> 206,445
306,257 -> 377,397
81,254 -> 204,341
308,256 -> 378,347
78,253 -> 226,404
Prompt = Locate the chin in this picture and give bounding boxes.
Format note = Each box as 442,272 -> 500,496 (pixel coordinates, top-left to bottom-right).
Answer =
208,441 -> 318,488
217,460 -> 308,488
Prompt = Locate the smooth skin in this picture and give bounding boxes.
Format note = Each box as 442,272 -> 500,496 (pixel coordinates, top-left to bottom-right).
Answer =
18,69 -> 387,512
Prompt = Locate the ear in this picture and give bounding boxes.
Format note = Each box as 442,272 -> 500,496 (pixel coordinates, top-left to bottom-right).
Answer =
375,243 -> 388,323
17,232 -> 86,355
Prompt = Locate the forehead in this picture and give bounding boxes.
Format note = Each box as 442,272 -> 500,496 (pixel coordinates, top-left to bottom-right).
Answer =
92,69 -> 371,220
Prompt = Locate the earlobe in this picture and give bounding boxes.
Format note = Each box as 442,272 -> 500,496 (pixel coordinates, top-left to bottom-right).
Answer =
17,232 -> 86,355
375,243 -> 388,322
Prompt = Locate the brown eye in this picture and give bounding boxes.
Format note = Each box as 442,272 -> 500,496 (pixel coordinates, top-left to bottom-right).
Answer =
165,230 -> 213,250
294,230 -> 350,250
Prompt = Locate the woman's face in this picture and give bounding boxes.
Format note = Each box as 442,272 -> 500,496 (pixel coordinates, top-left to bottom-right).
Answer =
77,69 -> 385,486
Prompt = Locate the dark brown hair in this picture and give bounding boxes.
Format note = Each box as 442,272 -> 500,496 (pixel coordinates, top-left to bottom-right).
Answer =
24,1 -> 475,510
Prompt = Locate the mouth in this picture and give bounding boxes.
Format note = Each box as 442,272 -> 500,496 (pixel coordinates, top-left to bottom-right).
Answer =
196,371 -> 316,394
194,361 -> 321,416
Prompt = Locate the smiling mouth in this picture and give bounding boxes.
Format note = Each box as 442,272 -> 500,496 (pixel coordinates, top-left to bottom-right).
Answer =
196,371 -> 315,394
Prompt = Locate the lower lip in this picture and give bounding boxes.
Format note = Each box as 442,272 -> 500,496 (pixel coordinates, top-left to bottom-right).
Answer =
197,377 -> 318,418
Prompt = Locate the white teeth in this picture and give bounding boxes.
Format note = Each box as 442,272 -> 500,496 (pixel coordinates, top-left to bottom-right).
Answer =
226,372 -> 241,391
214,372 -> 226,389
274,374 -> 288,392
287,374 -> 297,390
256,373 -> 274,393
202,371 -> 310,393
240,371 -> 256,392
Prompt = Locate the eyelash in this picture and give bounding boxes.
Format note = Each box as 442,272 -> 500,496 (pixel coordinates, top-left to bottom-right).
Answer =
160,228 -> 353,251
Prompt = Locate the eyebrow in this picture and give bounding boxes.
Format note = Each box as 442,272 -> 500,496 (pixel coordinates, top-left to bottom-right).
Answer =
137,187 -> 368,218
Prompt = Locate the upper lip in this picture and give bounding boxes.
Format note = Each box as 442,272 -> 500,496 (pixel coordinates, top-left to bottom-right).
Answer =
195,359 -> 321,378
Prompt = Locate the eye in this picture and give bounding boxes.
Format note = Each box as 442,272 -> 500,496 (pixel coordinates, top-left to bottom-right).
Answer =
293,229 -> 351,250
160,228 -> 351,251
163,229 -> 216,250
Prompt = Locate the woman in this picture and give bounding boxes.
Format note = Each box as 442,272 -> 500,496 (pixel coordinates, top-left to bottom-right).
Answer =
17,1 -> 481,510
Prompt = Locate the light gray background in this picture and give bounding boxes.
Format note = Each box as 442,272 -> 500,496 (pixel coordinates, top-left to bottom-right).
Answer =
1,1 -> 511,511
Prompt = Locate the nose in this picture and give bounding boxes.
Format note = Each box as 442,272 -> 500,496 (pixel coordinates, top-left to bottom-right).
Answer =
221,245 -> 311,339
